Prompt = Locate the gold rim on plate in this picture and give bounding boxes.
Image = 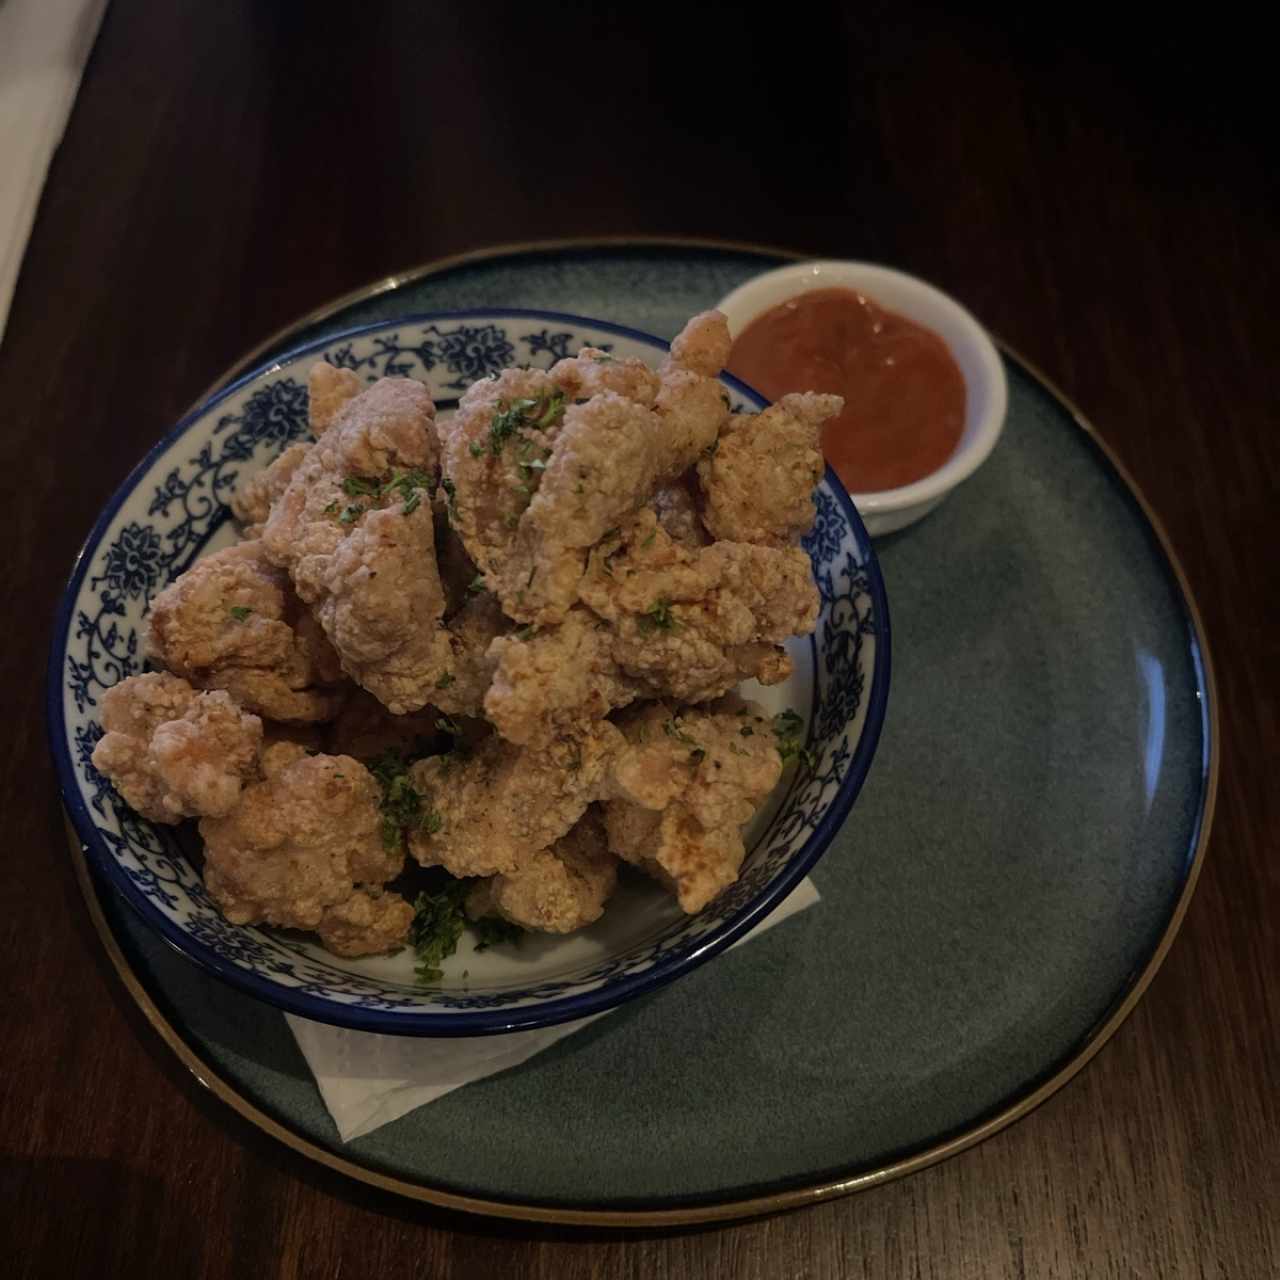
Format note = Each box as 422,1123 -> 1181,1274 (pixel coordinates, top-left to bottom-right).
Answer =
73,236 -> 1220,1227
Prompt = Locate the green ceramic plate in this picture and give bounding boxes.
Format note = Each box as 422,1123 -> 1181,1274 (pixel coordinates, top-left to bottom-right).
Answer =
75,238 -> 1216,1226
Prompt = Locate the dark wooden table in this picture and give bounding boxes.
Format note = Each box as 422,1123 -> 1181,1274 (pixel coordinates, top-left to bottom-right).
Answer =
3,3 -> 1276,1275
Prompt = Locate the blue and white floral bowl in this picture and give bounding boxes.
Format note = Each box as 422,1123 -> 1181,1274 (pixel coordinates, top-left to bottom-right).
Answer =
48,310 -> 890,1036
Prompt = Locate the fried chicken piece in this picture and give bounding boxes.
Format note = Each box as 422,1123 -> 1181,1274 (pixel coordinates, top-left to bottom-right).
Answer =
199,754 -> 405,946
147,541 -> 346,723
437,590 -> 510,717
230,442 -> 312,528
698,393 -> 841,546
324,688 -> 442,760
604,700 -> 782,912
466,807 -> 618,934
261,377 -> 453,713
548,348 -> 661,406
406,722 -> 624,878
664,309 -> 733,378
91,672 -> 262,823
580,509 -> 813,702
497,316 -> 733,625
437,366 -> 563,577
484,608 -> 638,746
308,361 -> 363,435
317,888 -> 415,958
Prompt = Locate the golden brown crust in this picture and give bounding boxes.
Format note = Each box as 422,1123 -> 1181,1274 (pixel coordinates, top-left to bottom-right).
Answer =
91,672 -> 262,823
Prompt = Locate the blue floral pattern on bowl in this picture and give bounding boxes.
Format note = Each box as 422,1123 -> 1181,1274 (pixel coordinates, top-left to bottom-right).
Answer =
48,310 -> 890,1035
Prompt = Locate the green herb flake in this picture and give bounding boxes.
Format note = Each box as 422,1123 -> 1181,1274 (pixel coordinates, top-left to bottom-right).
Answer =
323,500 -> 339,516
590,352 -> 614,364
473,917 -> 523,953
469,440 -> 486,458
409,880 -> 470,982
366,746 -> 437,852
640,528 -> 657,549
342,475 -> 381,498
440,475 -> 458,518
228,605 -> 253,623
662,719 -> 699,749
436,714 -> 462,736
773,709 -> 816,769
465,573 -> 486,597
639,596 -> 677,632
338,503 -> 364,525
435,672 -> 455,689
513,625 -> 537,641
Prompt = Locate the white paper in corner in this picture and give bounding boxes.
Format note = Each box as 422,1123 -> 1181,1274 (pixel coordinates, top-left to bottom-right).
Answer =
287,876 -> 821,1142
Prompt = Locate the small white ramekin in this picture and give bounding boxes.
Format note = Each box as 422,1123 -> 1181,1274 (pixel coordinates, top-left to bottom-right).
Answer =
716,261 -> 1008,537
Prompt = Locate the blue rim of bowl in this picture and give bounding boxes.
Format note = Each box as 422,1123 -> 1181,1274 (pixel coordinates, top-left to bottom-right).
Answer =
47,307 -> 891,1036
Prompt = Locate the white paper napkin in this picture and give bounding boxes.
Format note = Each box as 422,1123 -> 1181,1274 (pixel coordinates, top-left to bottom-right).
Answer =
288,877 -> 821,1142
0,0 -> 108,346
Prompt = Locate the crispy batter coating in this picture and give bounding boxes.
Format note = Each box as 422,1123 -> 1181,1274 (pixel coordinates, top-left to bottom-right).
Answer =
437,591 -> 509,717
580,509 -> 812,702
438,367 -> 562,577
230,442 -> 312,528
698,393 -> 841,546
199,754 -> 403,938
484,608 -> 637,746
324,689 -> 442,760
147,541 -> 345,723
317,888 -> 415,957
664,309 -> 733,378
308,360 -> 363,435
406,722 -> 624,878
261,377 -> 452,713
497,316 -> 732,625
604,700 -> 782,912
91,672 -> 262,823
548,348 -> 661,405
467,807 -> 618,933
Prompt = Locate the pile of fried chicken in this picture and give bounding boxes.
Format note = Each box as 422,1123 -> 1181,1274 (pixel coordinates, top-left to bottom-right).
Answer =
92,312 -> 841,963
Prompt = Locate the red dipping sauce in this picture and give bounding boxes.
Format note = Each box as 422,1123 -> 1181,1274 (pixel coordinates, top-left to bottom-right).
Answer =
726,287 -> 967,494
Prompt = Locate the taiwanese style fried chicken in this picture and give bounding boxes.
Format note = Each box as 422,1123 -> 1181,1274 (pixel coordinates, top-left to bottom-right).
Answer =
467,807 -> 618,934
91,672 -> 262,823
199,752 -> 411,956
604,700 -> 782,912
97,308 -> 831,963
147,540 -> 345,723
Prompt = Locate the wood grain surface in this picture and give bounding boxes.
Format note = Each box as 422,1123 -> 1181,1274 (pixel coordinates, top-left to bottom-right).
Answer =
2,3 -> 1276,1276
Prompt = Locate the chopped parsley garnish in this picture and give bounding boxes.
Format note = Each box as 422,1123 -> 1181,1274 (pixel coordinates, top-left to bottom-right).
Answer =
366,746 -> 440,852
590,352 -> 614,364
639,596 -> 676,631
473,917 -> 523,952
662,719 -> 699,749
469,439 -> 486,457
518,456 -> 549,475
323,500 -> 339,516
409,881 -> 469,982
465,573 -> 486,597
503,512 -> 520,529
228,605 -> 252,623
341,475 -> 381,498
435,672 -> 455,689
640,528 -> 657,549
338,503 -> 365,525
487,391 -> 566,456
773,709 -> 816,769
513,625 -> 537,641
435,714 -> 462,736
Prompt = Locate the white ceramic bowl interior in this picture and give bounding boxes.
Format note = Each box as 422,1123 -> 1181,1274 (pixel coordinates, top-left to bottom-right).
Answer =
716,261 -> 1008,536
